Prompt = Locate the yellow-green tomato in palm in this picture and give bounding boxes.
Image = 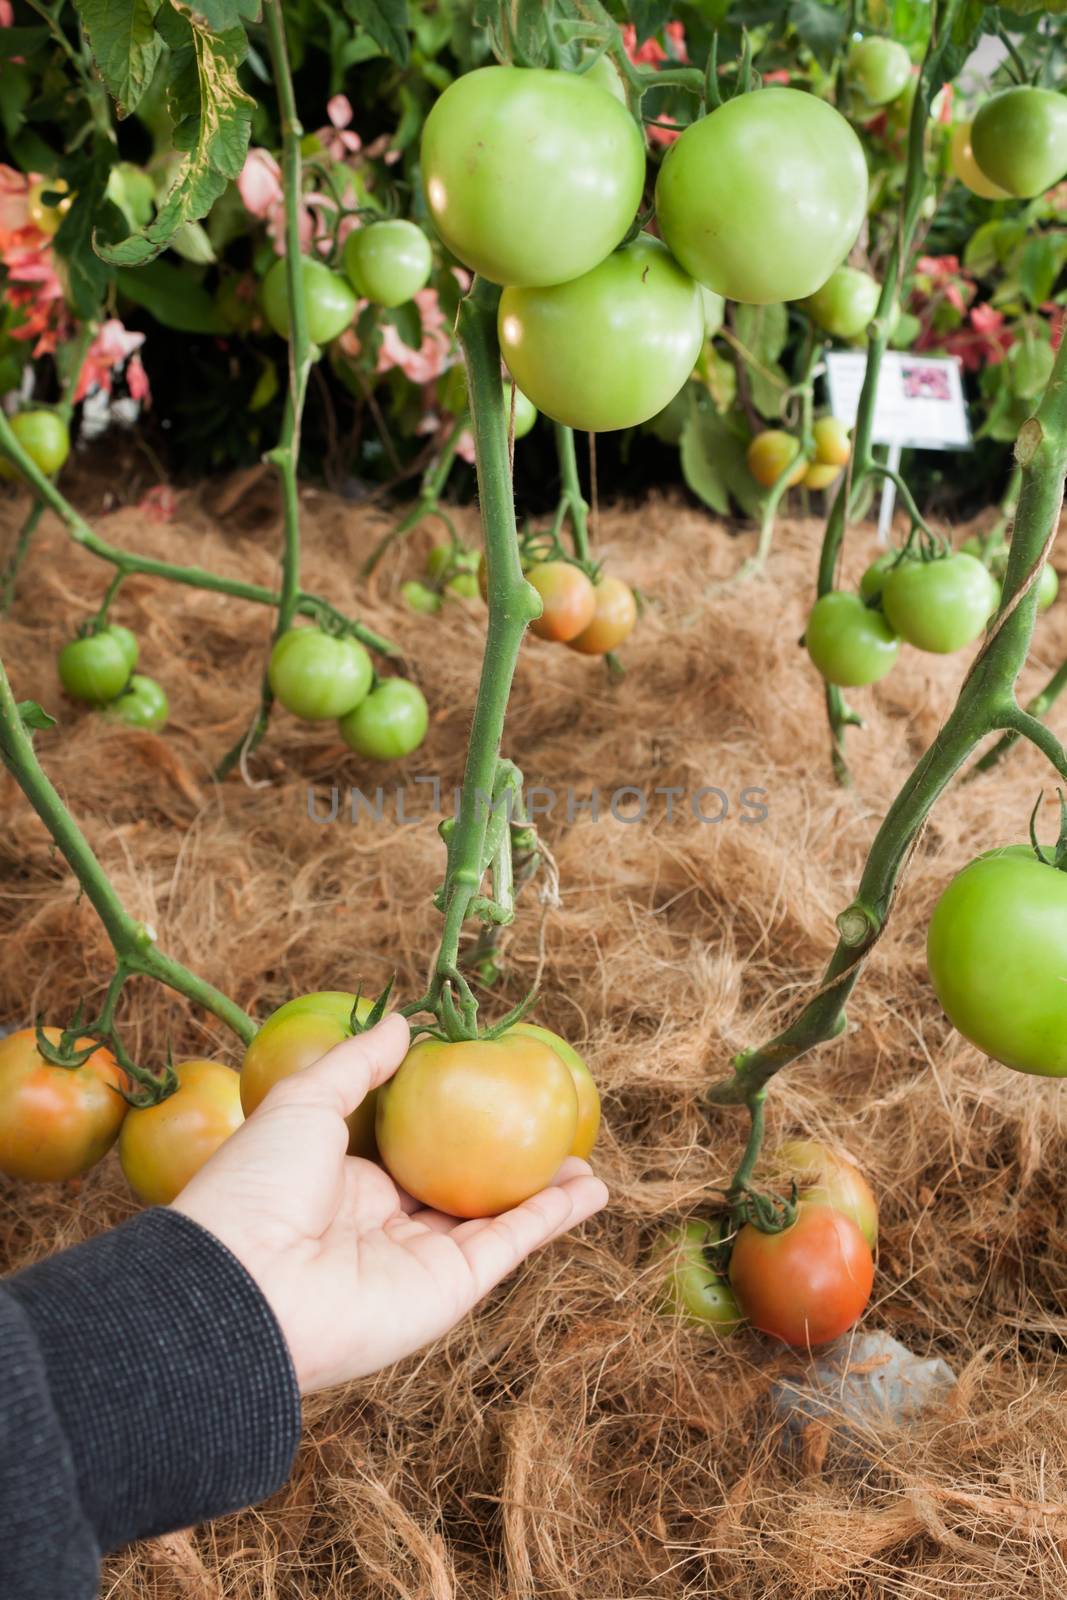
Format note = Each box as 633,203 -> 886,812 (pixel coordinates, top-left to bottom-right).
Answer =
655,88 -> 868,304
120,1060 -> 243,1205
269,628 -> 373,721
376,1036 -> 579,1217
338,678 -> 428,760
506,1021 -> 600,1157
420,66 -> 645,288
261,256 -> 357,344
654,1219 -> 744,1333
241,991 -> 379,1156
498,235 -> 704,433
805,592 -> 899,687
342,220 -> 433,308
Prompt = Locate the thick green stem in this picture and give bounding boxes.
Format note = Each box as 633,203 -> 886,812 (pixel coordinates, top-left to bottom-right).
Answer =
728,1090 -> 767,1195
815,0 -> 963,777
972,654 -> 1067,774
554,424 -> 591,565
707,334 -> 1067,1106
429,279 -> 540,1034
216,0 -> 311,781
0,657 -> 254,1048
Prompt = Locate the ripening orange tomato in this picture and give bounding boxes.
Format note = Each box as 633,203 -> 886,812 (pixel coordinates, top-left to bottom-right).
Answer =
527,562 -> 598,643
120,1059 -> 244,1205
747,430 -> 806,489
505,1021 -> 600,1157
0,1027 -> 128,1182
567,576 -> 637,655
773,1138 -> 878,1247
241,991 -> 379,1157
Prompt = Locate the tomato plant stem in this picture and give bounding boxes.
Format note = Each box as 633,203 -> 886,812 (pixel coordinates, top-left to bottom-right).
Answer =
425,278 -> 540,1036
0,656 -> 255,1052
361,418 -> 465,576
707,332 -> 1067,1108
553,425 -> 591,566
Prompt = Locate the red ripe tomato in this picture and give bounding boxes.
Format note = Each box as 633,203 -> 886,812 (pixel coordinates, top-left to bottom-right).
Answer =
0,1028 -> 128,1182
773,1139 -> 878,1248
241,992 -> 379,1157
526,562 -> 598,643
505,1021 -> 600,1157
567,576 -> 637,655
119,1059 -> 244,1205
728,1203 -> 874,1346
375,1035 -> 579,1217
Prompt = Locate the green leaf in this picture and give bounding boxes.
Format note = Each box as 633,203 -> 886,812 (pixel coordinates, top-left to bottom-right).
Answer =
18,701 -> 56,733
341,0 -> 410,65
116,259 -> 228,332
1019,235 -> 1067,310
180,0 -> 261,23
732,302 -> 788,366
0,26 -> 49,56
680,403 -> 763,518
996,0 -> 1067,12
384,299 -> 423,351
94,9 -> 254,266
939,0 -> 985,83
787,0 -> 845,66
52,143 -> 120,317
73,0 -> 164,116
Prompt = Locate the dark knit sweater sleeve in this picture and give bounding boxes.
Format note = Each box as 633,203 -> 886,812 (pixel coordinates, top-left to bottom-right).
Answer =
1,1206 -> 301,1600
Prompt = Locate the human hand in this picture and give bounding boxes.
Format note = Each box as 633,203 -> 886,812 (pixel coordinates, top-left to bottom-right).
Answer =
171,1015 -> 608,1393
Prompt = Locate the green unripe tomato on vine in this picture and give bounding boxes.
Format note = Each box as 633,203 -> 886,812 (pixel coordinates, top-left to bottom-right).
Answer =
420,65 -> 645,287
655,88 -> 868,305
652,1219 -> 744,1334
802,267 -> 881,342
846,38 -> 912,108
338,678 -> 428,760
581,50 -> 628,105
58,627 -> 135,704
498,235 -> 704,433
342,220 -> 433,308
103,674 -> 169,732
948,123 -> 1012,201
260,257 -> 357,345
859,550 -> 907,603
805,592 -> 899,687
882,552 -> 997,654
0,410 -> 70,480
971,88 -> 1067,199
268,628 -> 373,721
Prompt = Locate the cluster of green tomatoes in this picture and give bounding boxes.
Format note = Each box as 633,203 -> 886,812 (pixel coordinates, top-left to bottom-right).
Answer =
58,623 -> 169,731
259,216 -> 435,345
267,626 -> 428,761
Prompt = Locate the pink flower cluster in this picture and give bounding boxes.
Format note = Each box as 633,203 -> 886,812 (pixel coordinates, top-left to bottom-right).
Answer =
912,254 -> 1012,371
237,97 -> 379,257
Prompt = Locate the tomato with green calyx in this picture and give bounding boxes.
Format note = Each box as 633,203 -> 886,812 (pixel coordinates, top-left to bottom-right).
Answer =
927,847 -> 1067,1077
846,38 -> 911,107
729,1202 -> 874,1346
103,674 -> 169,732
746,430 -> 805,490
813,416 -> 851,468
376,1036 -> 579,1217
241,992 -> 379,1155
805,592 -> 899,687
59,628 -> 135,704
269,628 -> 372,721
949,122 -> 1011,200
27,177 -> 72,236
655,89 -> 868,305
498,235 -> 703,434
421,66 -> 645,288
338,678 -> 428,760
261,257 -> 357,344
120,1060 -> 243,1205
803,267 -> 880,342
505,1021 -> 600,1157
0,409 -> 70,480
526,562 -> 597,643
0,1028 -> 128,1182
971,88 -> 1067,200
567,575 -> 637,655
653,1219 -> 744,1334
774,1138 -> 878,1248
342,220 -> 432,308
802,462 -> 842,491
1010,338 -> 1055,400
882,552 -> 997,653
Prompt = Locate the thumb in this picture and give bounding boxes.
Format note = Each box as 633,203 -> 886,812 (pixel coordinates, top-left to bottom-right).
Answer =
258,1013 -> 410,1121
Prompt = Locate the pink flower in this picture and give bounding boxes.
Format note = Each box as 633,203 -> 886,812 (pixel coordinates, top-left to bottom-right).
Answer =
237,148 -> 283,218
762,69 -> 791,85
0,166 -> 35,249
318,96 -> 362,162
376,285 -> 453,384
0,3 -> 13,26
75,319 -> 149,402
622,20 -> 687,65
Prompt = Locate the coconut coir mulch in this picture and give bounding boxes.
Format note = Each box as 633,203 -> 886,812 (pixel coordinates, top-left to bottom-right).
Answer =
2,467 -> 1067,1600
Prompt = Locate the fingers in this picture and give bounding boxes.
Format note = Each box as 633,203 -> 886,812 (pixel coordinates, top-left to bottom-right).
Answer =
450,1167 -> 608,1300
260,1013 -> 410,1121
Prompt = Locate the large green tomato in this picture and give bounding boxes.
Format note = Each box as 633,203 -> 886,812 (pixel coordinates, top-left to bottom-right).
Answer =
268,628 -> 373,721
846,38 -> 911,107
655,88 -> 868,305
882,553 -> 997,653
928,848 -> 1067,1076
803,267 -> 881,341
971,88 -> 1067,200
498,235 -> 704,432
420,66 -> 645,287
0,409 -> 70,480
338,678 -> 428,760
342,220 -> 433,308
805,592 -> 899,687
103,674 -> 169,731
58,628 -> 134,703
949,123 -> 1011,201
261,257 -> 357,344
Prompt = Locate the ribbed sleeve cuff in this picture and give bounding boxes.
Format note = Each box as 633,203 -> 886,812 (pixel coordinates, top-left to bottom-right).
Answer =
6,1207 -> 301,1551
